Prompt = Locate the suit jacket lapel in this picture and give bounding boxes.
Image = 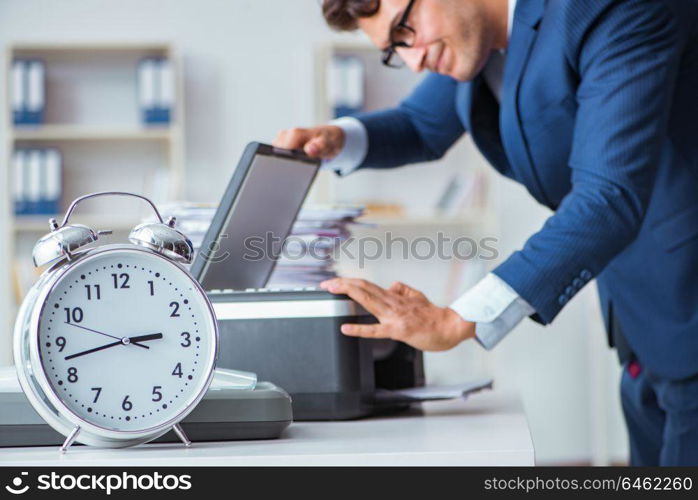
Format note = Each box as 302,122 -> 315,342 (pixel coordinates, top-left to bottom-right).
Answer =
463,75 -> 512,175
500,0 -> 549,204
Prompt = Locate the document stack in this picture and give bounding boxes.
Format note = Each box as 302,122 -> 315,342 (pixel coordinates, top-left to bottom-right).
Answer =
328,55 -> 365,118
152,203 -> 365,288
267,206 -> 365,288
137,57 -> 174,125
13,149 -> 62,216
12,59 -> 46,125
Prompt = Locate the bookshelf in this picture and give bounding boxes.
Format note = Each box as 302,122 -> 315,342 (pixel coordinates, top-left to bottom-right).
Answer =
1,42 -> 186,361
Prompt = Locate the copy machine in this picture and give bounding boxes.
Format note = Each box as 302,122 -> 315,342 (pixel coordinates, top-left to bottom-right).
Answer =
192,143 -> 426,420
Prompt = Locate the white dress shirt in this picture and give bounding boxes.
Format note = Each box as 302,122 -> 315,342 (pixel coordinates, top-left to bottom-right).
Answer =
323,0 -> 534,350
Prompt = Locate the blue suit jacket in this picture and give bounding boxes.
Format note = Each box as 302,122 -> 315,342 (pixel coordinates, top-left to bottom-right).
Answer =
353,0 -> 698,380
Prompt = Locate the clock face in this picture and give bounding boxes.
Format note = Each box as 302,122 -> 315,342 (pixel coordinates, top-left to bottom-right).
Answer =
36,249 -> 216,433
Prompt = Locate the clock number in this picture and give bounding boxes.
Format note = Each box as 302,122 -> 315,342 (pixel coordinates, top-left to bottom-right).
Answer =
148,280 -> 155,296
180,332 -> 191,347
111,273 -> 130,289
85,284 -> 101,300
169,301 -> 180,317
122,395 -> 132,411
64,307 -> 83,324
56,336 -> 67,352
67,367 -> 78,383
152,386 -> 163,402
91,387 -> 102,403
172,362 -> 183,378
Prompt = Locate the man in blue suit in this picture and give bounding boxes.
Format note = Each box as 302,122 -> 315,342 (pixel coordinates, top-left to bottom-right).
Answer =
274,0 -> 698,465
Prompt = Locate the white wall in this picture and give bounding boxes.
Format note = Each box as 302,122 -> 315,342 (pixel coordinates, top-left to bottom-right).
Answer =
0,0 -> 628,464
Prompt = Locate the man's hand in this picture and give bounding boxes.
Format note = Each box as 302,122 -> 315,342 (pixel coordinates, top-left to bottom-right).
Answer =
273,125 -> 345,159
320,278 -> 476,351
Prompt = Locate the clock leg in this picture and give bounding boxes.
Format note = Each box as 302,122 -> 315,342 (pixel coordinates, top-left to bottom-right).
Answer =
60,426 -> 81,454
172,424 -> 191,447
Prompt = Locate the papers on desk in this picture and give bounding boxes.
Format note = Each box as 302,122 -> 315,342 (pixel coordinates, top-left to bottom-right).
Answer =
153,203 -> 366,288
268,205 -> 365,287
373,378 -> 493,406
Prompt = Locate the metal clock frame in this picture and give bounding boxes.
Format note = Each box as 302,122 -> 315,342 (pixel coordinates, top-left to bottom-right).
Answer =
14,244 -> 219,452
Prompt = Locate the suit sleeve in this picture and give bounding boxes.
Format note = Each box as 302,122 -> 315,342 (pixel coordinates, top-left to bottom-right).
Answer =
493,0 -> 682,324
353,73 -> 466,169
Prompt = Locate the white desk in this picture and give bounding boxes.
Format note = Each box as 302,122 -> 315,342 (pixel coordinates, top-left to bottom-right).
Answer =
0,392 -> 534,466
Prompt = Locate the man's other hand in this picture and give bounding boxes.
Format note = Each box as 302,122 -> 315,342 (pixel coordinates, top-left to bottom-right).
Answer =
273,125 -> 345,159
320,278 -> 476,352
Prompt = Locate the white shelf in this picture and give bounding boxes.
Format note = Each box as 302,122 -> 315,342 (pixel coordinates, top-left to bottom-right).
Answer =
11,42 -> 172,54
12,125 -> 177,142
13,215 -> 138,233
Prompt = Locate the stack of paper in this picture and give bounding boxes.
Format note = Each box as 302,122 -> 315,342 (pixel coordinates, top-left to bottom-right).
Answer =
155,203 -> 365,288
268,206 -> 365,287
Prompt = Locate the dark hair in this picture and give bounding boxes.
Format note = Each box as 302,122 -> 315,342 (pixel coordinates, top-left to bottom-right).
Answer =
322,0 -> 381,31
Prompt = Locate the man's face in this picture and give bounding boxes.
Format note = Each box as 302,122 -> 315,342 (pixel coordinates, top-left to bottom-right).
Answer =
358,0 -> 496,81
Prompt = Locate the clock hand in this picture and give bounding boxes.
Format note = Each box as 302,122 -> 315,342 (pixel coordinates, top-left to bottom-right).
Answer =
63,322 -> 148,349
128,333 -> 163,343
64,333 -> 162,361
64,322 -> 119,340
64,340 -> 123,360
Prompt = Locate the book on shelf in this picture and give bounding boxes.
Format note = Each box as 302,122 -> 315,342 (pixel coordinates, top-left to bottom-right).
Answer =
328,55 -> 365,118
137,57 -> 174,125
13,148 -> 62,216
12,59 -> 46,125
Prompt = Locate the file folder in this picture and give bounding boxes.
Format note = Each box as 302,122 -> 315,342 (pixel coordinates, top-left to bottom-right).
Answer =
329,55 -> 365,118
13,150 -> 27,215
26,60 -> 45,124
12,59 -> 45,125
13,148 -> 62,216
138,57 -> 173,125
11,60 -> 25,125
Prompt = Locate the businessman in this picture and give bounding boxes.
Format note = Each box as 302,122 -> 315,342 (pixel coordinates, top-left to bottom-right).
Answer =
273,0 -> 698,465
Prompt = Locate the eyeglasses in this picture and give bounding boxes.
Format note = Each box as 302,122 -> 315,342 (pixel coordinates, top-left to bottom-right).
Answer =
381,0 -> 418,68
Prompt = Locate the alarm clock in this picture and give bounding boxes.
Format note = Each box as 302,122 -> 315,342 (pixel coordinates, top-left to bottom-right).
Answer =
13,191 -> 218,452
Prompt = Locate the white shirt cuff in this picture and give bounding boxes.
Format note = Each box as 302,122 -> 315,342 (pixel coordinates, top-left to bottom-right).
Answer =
321,116 -> 368,176
450,273 -> 535,350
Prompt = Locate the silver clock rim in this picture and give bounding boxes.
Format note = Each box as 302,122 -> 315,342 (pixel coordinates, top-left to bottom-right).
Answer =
15,244 -> 219,447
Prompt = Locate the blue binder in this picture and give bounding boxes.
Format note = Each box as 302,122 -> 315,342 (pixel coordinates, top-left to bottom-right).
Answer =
329,55 -> 365,119
12,59 -> 45,126
13,148 -> 62,216
137,57 -> 173,125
